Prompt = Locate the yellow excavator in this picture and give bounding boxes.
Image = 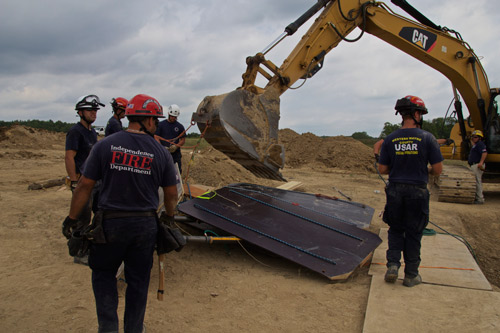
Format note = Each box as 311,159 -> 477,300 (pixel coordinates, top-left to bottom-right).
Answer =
191,0 -> 500,183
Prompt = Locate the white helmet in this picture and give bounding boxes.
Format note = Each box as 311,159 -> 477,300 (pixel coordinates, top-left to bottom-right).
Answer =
168,104 -> 180,117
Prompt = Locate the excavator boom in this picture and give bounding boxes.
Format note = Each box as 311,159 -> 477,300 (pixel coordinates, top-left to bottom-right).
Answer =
192,0 -> 500,180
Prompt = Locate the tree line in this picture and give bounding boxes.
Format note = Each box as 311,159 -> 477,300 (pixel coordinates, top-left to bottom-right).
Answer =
0,119 -> 75,133
352,117 -> 456,146
1,117 -> 456,143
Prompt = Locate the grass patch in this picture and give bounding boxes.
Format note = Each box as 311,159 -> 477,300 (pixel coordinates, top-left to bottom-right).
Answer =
183,137 -> 211,150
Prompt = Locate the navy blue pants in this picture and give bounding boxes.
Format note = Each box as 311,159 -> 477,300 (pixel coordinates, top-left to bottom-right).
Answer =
89,217 -> 157,333
383,182 -> 429,277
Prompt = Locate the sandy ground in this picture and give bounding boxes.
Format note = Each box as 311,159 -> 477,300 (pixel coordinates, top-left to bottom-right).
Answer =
0,125 -> 499,332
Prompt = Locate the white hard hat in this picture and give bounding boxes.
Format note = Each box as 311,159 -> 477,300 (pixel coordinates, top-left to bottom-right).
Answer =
168,104 -> 180,117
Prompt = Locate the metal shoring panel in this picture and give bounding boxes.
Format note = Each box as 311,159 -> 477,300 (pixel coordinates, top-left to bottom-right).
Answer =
178,184 -> 381,279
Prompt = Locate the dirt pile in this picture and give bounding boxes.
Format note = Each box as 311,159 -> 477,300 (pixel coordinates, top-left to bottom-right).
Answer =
279,128 -> 375,172
0,125 -> 66,149
182,147 -> 283,188
0,125 -> 376,186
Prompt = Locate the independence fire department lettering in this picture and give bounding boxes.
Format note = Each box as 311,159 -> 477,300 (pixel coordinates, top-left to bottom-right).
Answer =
109,145 -> 154,175
392,137 -> 421,155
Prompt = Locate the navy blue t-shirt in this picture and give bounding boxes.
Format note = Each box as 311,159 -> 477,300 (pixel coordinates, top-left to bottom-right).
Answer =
105,116 -> 123,137
83,131 -> 178,211
468,140 -> 487,165
65,122 -> 98,174
379,128 -> 443,185
155,120 -> 186,159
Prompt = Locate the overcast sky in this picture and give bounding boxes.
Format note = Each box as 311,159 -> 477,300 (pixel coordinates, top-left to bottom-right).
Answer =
1,0 -> 498,137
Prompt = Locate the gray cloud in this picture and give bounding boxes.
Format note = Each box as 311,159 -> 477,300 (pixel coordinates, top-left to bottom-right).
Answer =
0,0 -> 498,138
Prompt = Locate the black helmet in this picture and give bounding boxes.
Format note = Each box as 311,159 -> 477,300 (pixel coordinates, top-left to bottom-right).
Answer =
395,95 -> 428,115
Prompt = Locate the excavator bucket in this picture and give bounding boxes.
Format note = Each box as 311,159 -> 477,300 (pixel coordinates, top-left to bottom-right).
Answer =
192,88 -> 286,180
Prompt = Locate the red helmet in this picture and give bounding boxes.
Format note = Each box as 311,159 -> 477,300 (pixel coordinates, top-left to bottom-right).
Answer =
111,97 -> 128,111
125,94 -> 164,118
395,95 -> 428,115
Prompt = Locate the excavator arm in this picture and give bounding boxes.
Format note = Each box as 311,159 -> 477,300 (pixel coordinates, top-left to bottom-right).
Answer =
192,0 -> 500,180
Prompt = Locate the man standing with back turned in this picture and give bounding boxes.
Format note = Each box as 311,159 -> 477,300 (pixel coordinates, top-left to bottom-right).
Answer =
378,95 -> 443,287
62,94 -> 178,332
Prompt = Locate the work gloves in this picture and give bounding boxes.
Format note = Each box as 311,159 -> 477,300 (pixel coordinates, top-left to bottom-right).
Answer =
159,211 -> 176,227
62,216 -> 79,239
168,145 -> 178,153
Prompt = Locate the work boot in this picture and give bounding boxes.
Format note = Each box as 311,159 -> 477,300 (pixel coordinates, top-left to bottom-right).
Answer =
403,274 -> 422,287
384,265 -> 399,283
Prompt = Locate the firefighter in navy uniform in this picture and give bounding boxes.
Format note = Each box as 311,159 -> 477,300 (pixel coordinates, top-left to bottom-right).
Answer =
65,94 -> 104,265
155,104 -> 186,174
105,97 -> 128,137
468,129 -> 488,204
62,94 -> 178,333
378,95 -> 443,287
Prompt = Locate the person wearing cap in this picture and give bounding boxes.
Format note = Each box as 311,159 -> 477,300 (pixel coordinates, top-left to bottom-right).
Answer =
378,95 -> 443,288
62,94 -> 178,333
105,97 -> 128,137
65,94 -> 105,265
468,129 -> 487,204
155,104 -> 186,174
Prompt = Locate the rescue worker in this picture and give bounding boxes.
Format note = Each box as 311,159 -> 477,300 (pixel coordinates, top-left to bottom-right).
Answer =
155,104 -> 186,174
105,97 -> 128,136
62,94 -> 178,333
65,94 -> 104,265
378,95 -> 443,287
468,129 -> 487,204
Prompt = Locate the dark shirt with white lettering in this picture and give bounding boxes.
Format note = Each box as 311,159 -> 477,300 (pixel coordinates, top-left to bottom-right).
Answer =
379,128 -> 443,185
65,122 -> 97,174
83,131 -> 177,211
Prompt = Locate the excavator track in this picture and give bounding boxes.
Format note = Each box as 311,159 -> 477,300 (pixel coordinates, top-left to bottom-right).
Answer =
433,164 -> 476,204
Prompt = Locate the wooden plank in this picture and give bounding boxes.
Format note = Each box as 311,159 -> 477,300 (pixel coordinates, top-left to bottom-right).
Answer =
27,177 -> 66,190
277,181 -> 303,191
369,228 -> 491,290
363,278 -> 500,333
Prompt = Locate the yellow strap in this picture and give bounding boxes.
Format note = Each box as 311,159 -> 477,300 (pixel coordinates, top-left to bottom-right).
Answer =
197,190 -> 217,200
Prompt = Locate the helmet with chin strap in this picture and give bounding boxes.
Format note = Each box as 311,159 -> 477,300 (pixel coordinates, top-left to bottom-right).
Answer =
125,94 -> 164,118
75,94 -> 105,111
168,104 -> 181,117
394,95 -> 428,115
110,97 -> 128,113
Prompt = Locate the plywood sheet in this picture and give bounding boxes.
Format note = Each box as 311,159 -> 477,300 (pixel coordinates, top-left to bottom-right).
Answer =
369,228 -> 491,290
363,277 -> 500,333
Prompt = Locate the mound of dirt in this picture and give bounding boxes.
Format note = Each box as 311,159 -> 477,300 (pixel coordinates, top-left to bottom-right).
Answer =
0,125 -> 66,149
182,148 -> 283,188
279,129 -> 375,173
0,125 -> 376,186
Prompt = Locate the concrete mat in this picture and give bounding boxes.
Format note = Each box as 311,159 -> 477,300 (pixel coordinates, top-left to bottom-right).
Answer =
369,228 -> 491,290
363,276 -> 500,333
